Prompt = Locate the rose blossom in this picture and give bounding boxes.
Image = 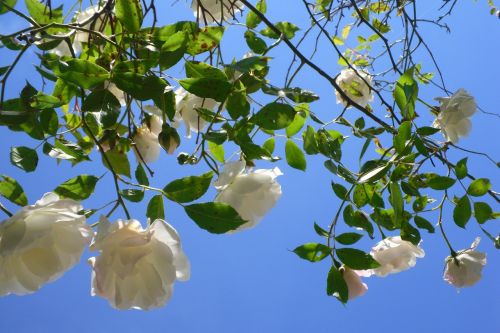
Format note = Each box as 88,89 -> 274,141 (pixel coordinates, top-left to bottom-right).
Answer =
444,237 -> 486,288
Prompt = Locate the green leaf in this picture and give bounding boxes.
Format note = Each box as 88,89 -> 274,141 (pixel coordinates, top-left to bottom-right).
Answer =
332,182 -> 349,200
453,195 -> 471,228
389,182 -> 403,226
0,0 -> 17,15
103,150 -> 131,178
10,146 -> 38,172
115,0 -> 142,32
112,74 -> 167,101
0,175 -> 27,206
414,216 -> 435,233
428,176 -> 456,190
120,189 -> 145,202
186,26 -> 225,55
285,139 -> 306,171
184,202 -> 247,234
474,202 -> 493,224
244,30 -> 267,54
226,84 -> 250,119
293,243 -> 331,262
393,67 -> 418,119
159,31 -> 188,70
302,126 -> 319,155
314,222 -> 329,237
326,266 -> 348,303
416,126 -> 440,136
135,164 -> 149,186
58,59 -> 109,89
179,77 -> 231,103
246,0 -> 266,28
186,61 -> 228,80
261,21 -> 300,39
467,178 -> 491,197
147,195 -> 165,221
286,104 -> 308,137
82,89 -> 121,129
336,248 -> 380,270
251,102 -> 296,130
40,109 -> 59,135
353,184 -> 372,208
262,137 -> 275,155
25,0 -> 62,26
163,172 -> 213,203
393,121 -> 412,154
208,141 -> 225,163
455,158 -> 468,180
54,175 -> 99,200
335,232 -> 363,245
344,206 -> 374,237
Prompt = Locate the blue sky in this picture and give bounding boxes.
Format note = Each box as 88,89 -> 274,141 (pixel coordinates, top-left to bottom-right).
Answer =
0,1 -> 499,332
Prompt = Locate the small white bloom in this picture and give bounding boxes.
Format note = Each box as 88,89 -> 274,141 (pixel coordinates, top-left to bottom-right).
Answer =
88,216 -> 190,310
444,237 -> 486,288
215,160 -> 282,232
363,236 -> 424,277
191,0 -> 244,23
174,88 -> 218,138
104,81 -> 126,106
133,115 -> 163,163
0,193 -> 92,296
73,4 -> 107,49
342,266 -> 368,300
335,68 -> 373,108
433,89 -> 477,144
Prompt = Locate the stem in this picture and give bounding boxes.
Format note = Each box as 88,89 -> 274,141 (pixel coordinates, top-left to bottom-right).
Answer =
0,202 -> 13,217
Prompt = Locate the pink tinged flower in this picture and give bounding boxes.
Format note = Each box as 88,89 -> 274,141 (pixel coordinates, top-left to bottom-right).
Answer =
342,266 -> 368,300
0,193 -> 92,296
363,236 -> 425,277
214,161 -> 283,232
191,0 -> 245,24
334,68 -> 374,108
133,115 -> 163,163
433,89 -> 477,144
88,216 -> 190,310
444,237 -> 486,288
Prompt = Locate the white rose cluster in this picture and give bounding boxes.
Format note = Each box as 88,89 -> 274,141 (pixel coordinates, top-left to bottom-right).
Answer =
214,160 -> 283,232
0,193 -> 190,310
133,115 -> 163,163
335,68 -> 374,108
433,89 -> 477,144
191,0 -> 244,24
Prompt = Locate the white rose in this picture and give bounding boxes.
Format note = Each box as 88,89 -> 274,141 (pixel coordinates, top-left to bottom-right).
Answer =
443,237 -> 486,288
342,266 -> 368,300
174,88 -> 218,138
191,0 -> 244,24
363,236 -> 424,277
433,89 -> 477,144
73,5 -> 107,47
335,68 -> 373,108
214,160 -> 283,232
0,193 -> 92,296
88,216 -> 190,310
133,115 -> 163,163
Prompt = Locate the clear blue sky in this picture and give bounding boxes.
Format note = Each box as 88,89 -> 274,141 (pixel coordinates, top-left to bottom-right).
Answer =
0,1 -> 499,332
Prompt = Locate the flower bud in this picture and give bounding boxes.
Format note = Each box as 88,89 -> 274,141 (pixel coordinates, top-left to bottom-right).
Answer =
158,124 -> 181,155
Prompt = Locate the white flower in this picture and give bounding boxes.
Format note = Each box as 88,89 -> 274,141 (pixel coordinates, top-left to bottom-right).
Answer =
88,216 -> 190,310
214,160 -> 282,232
104,81 -> 126,106
342,266 -> 368,300
174,88 -> 218,138
191,0 -> 244,23
335,68 -> 373,108
73,5 -> 107,47
0,193 -> 92,296
433,89 -> 477,144
363,236 -> 424,277
133,115 -> 163,163
444,237 -> 486,288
